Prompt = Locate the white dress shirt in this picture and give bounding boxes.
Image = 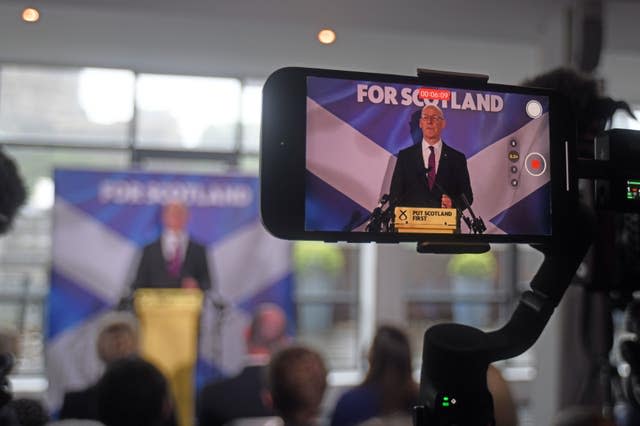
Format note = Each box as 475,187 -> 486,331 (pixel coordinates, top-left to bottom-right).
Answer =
161,230 -> 188,262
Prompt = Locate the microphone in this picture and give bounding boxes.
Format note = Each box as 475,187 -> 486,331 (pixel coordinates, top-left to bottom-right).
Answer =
371,193 -> 390,216
365,193 -> 391,232
457,193 -> 486,234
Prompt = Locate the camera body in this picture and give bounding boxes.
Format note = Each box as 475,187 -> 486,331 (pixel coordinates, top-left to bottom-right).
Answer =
592,129 -> 640,212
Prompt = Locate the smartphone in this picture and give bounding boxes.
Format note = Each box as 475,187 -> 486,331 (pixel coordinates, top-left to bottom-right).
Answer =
260,67 -> 576,244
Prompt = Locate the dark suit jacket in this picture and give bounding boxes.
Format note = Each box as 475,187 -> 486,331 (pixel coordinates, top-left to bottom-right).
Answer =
389,142 -> 473,208
132,238 -> 212,291
197,365 -> 273,426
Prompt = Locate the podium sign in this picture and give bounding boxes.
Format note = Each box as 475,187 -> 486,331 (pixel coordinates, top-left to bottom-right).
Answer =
134,289 -> 203,426
394,207 -> 458,233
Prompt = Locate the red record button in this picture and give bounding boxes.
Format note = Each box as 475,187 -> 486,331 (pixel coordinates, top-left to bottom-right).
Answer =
525,152 -> 546,176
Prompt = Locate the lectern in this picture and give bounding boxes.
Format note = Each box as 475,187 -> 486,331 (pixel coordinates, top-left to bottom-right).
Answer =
134,288 -> 203,426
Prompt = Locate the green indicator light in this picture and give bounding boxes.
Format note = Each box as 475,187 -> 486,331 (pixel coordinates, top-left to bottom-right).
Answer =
442,402 -> 450,407
628,181 -> 640,185
443,397 -> 449,401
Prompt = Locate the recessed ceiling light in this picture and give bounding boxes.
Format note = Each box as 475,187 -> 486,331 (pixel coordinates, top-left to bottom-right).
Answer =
22,7 -> 40,23
317,29 -> 336,45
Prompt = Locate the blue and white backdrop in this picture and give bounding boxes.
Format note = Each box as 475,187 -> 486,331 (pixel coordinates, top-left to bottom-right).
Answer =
45,169 -> 293,411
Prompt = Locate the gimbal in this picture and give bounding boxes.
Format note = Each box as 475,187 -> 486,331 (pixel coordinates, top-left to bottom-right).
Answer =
413,205 -> 594,425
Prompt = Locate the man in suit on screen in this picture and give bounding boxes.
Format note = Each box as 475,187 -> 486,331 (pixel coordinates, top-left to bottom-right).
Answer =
132,201 -> 211,291
389,105 -> 473,209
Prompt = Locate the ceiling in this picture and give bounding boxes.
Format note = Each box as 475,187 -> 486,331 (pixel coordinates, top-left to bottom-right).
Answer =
6,0 -> 561,43
0,0 -> 638,99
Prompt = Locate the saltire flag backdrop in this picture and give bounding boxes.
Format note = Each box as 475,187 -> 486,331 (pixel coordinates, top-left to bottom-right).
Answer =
46,169 -> 293,411
305,76 -> 552,235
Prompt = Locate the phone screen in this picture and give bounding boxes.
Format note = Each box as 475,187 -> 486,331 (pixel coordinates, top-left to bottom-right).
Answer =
304,76 -> 552,236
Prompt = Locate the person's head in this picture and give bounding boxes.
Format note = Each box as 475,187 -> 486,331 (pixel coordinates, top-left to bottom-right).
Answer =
419,105 -> 446,144
246,303 -> 288,355
521,67 -> 636,156
265,345 -> 327,425
365,325 -> 413,385
96,312 -> 139,365
161,201 -> 189,232
97,357 -> 172,426
364,325 -> 417,414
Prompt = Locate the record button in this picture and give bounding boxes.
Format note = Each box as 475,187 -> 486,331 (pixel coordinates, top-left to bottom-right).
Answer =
525,152 -> 546,176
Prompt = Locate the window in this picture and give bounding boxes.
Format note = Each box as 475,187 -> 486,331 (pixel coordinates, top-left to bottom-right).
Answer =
0,65 -> 134,145
240,80 -> 263,153
136,74 -> 242,151
293,242 -> 360,369
383,244 -> 517,362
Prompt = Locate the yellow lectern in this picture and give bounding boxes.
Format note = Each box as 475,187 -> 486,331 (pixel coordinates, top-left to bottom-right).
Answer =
134,288 -> 203,426
394,206 -> 458,233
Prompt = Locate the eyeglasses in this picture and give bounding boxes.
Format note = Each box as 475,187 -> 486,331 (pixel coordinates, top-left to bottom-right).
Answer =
421,115 -> 444,122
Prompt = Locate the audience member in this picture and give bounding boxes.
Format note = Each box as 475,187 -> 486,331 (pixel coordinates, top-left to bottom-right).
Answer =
264,346 -> 327,426
487,365 -> 518,426
197,303 -> 289,426
96,357 -> 173,426
330,325 -> 418,426
59,311 -> 139,420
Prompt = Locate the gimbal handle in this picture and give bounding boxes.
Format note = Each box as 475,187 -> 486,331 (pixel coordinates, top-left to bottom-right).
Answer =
415,205 -> 595,425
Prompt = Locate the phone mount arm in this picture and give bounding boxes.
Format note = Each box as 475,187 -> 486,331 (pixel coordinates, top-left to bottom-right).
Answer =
414,204 -> 595,425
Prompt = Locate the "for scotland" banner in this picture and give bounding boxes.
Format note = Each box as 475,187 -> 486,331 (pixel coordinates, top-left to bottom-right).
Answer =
46,169 -> 294,412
